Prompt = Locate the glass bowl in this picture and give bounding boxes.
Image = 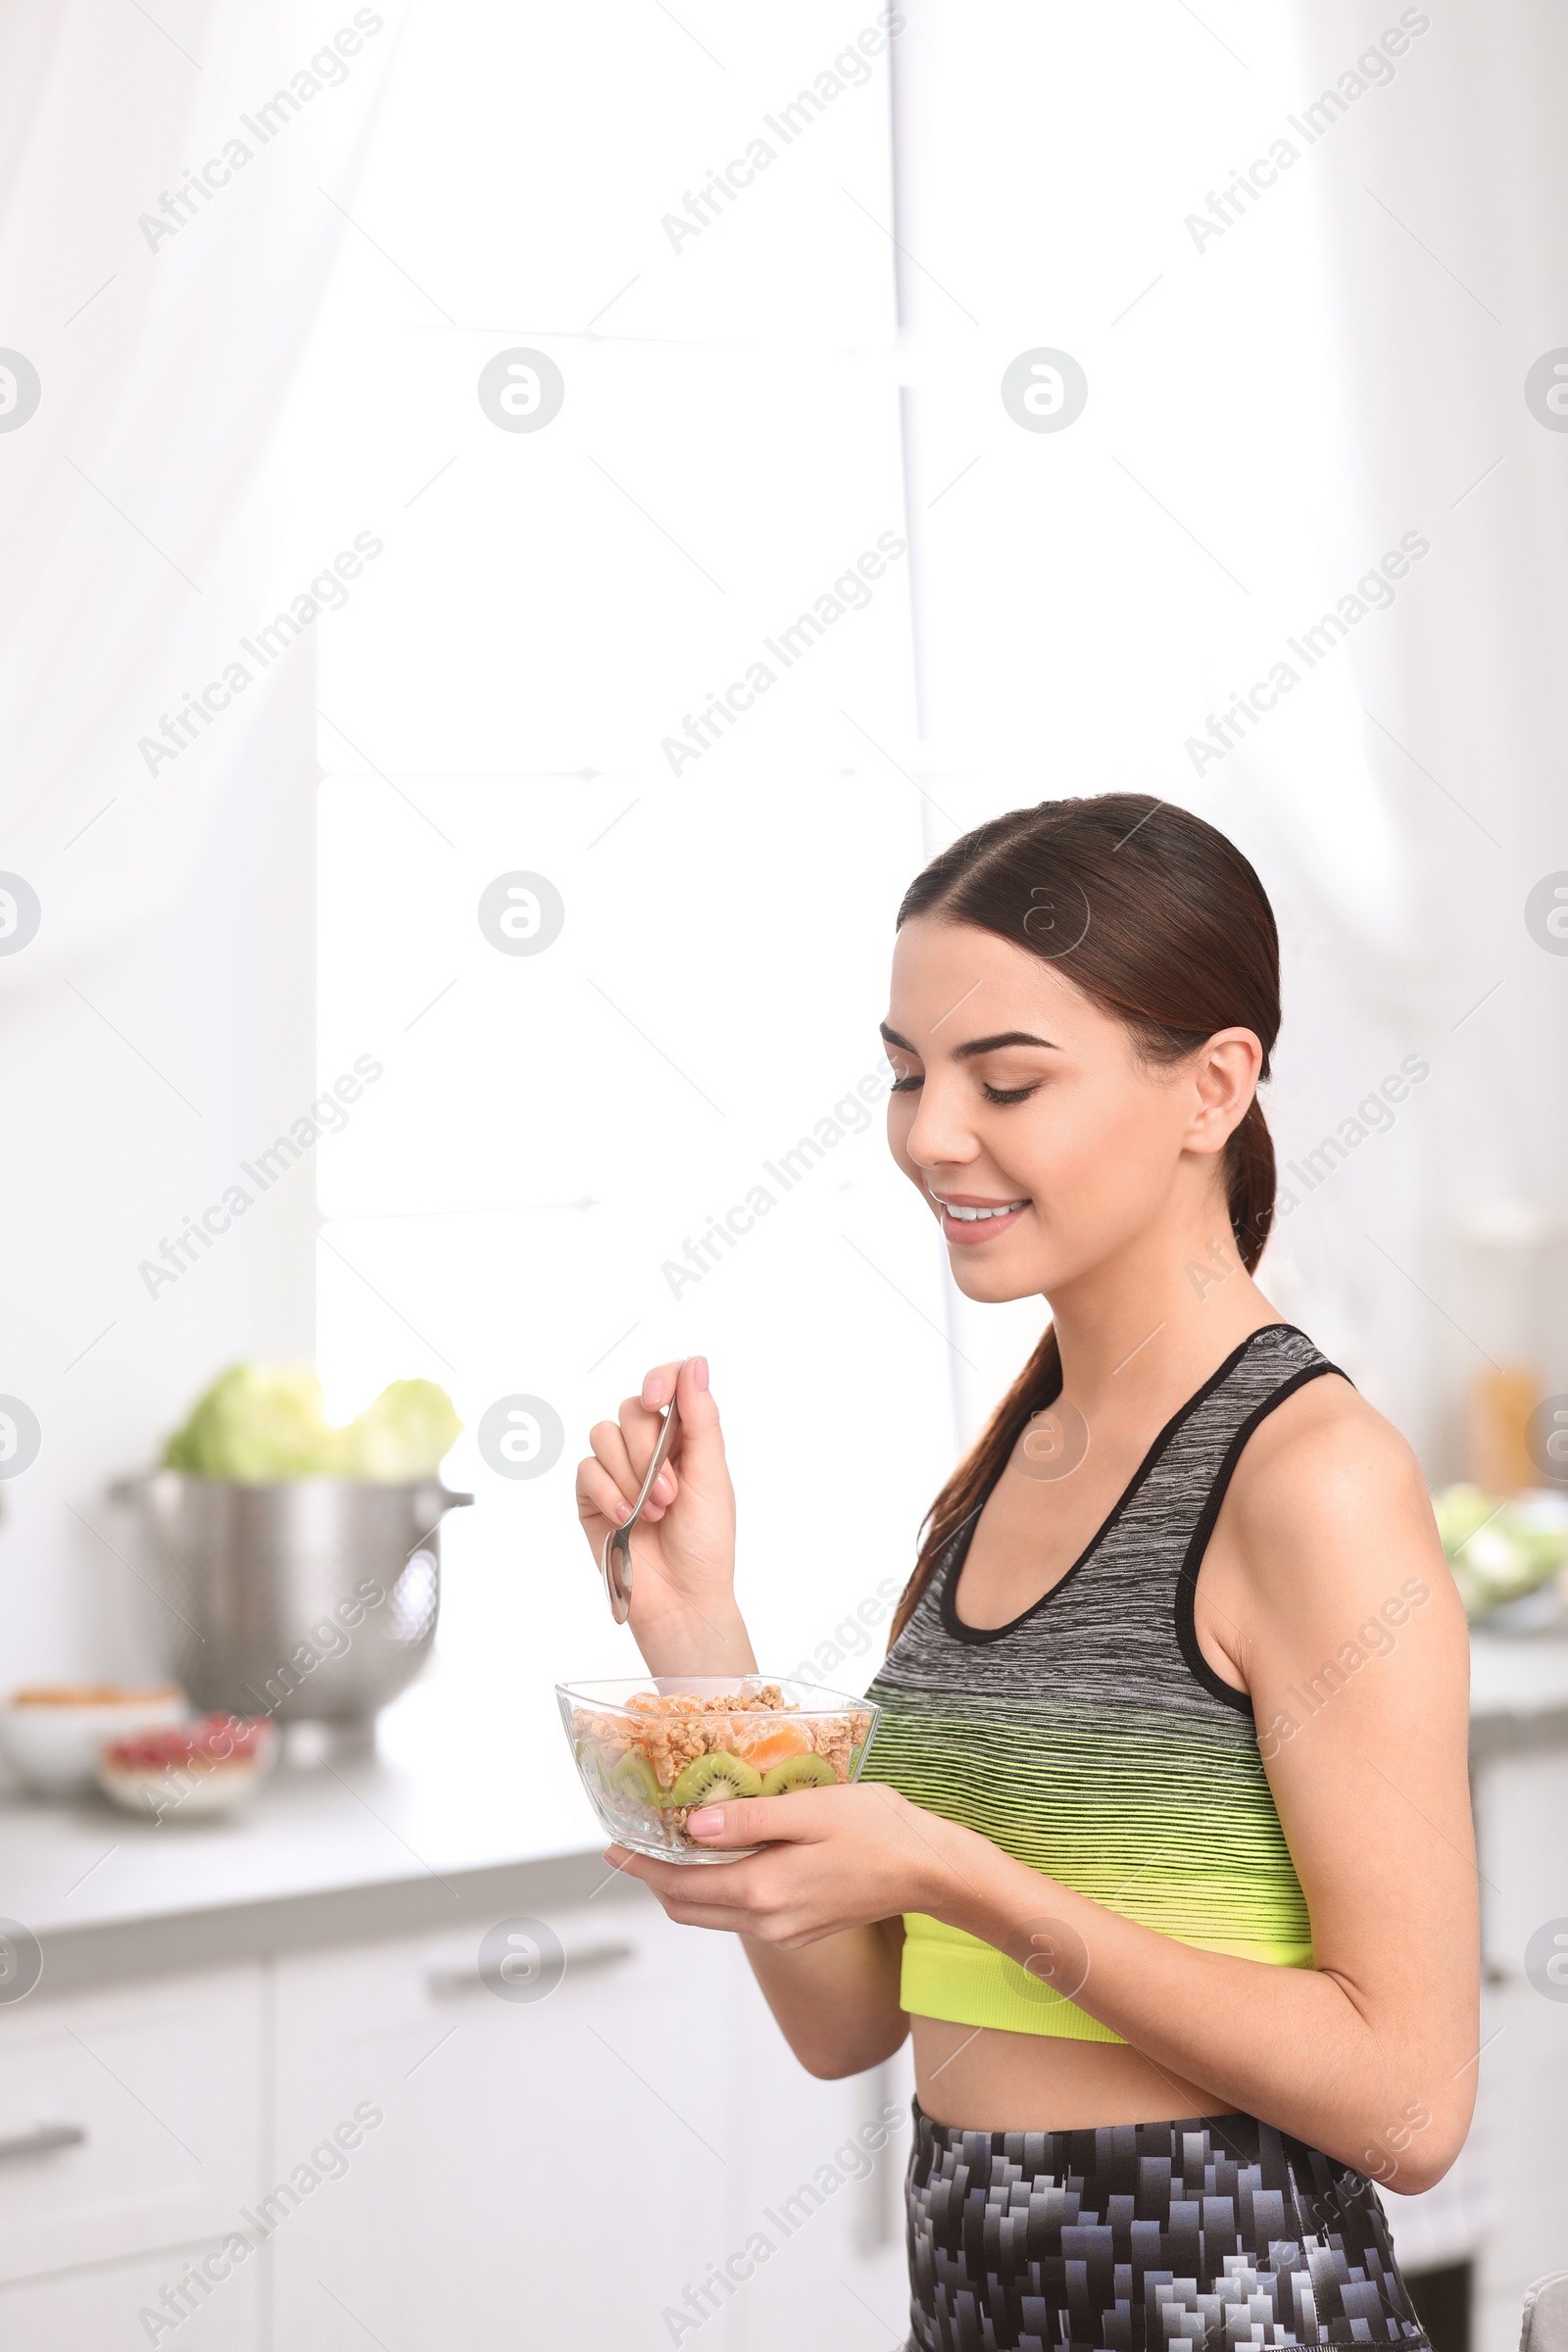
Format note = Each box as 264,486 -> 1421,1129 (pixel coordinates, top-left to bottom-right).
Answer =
557,1676 -> 878,1864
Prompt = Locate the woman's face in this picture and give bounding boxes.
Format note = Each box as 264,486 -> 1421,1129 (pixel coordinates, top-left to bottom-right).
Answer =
883,915 -> 1254,1303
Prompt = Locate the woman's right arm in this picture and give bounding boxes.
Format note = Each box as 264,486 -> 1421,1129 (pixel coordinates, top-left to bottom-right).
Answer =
575,1356 -> 909,2078
740,1916 -> 908,2080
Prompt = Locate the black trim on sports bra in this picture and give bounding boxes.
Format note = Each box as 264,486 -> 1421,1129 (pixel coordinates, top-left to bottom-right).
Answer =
941,1323 -> 1327,1649
1173,1356 -> 1348,1713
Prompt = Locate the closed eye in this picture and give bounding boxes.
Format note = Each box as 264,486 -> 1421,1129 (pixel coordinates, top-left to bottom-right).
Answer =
982,1082 -> 1040,1104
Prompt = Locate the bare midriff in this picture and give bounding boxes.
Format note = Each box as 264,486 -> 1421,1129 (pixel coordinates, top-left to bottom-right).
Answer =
911,2014 -> 1232,2133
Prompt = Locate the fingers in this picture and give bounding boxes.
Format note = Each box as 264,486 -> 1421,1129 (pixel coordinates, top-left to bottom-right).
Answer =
582,1359 -> 718,1541
606,1843 -> 817,1937
613,1392 -> 681,1521
624,1371 -> 684,1523
604,1846 -> 774,1936
585,1409 -> 676,1525
641,1357 -> 716,1441
592,1364 -> 728,1543
574,1455 -> 632,1533
685,1791 -> 822,1848
607,1846 -> 735,1902
656,1357 -> 727,1493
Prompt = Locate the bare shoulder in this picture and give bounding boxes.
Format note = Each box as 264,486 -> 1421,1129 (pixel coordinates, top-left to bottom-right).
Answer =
1217,1368 -> 1466,1650
1229,1371 -> 1426,1533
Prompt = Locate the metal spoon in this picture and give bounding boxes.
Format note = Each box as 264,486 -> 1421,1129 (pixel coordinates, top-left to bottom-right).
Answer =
600,1375 -> 682,1625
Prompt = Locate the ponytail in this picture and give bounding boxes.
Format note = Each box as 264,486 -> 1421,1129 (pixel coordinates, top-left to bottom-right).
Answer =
1227,1096 -> 1276,1274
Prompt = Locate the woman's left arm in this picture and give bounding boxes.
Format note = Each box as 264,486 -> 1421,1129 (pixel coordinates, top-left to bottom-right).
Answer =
615,1402 -> 1479,2190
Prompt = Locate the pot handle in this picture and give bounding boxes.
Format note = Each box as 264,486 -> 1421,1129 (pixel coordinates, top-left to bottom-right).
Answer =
415,1485 -> 474,1526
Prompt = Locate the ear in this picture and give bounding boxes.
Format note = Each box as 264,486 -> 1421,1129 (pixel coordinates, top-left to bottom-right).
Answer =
1184,1029 -> 1263,1157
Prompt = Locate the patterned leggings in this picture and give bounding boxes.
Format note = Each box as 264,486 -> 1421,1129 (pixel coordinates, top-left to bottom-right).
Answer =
903,2102 -> 1430,2352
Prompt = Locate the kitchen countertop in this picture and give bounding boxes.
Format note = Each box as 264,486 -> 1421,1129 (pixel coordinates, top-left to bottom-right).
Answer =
0,1658 -> 624,1992
5,1633 -> 1567,1994
1466,1625 -> 1568,1752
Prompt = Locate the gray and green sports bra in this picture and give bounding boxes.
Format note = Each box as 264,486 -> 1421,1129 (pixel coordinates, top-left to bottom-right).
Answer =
861,1323 -> 1343,2041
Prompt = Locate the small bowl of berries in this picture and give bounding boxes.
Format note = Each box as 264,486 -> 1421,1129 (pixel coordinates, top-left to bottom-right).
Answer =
95,1713 -> 277,1820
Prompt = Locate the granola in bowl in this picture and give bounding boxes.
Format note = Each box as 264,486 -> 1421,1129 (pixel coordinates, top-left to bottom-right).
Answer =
557,1676 -> 878,1864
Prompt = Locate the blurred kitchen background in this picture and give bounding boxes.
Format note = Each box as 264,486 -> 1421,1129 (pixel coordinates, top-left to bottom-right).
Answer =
0,0 -> 1564,2346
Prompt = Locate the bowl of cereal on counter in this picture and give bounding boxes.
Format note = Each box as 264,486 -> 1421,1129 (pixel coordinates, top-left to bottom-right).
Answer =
557,1676 -> 877,1863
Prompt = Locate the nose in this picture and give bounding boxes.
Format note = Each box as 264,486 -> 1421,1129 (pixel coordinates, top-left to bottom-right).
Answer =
903,1067 -> 979,1178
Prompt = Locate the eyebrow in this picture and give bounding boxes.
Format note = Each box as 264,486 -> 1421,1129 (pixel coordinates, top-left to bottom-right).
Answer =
879,1022 -> 1058,1060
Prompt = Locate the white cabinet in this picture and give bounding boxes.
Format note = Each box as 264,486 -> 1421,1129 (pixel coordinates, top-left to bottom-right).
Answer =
269,1895 -> 752,2349
266,1897 -> 913,2352
0,2240 -> 261,2352
0,1895 -> 909,2352
1470,1743 -> 1568,2352
722,1967 -> 914,2352
1468,1976 -> 1568,2352
0,1966 -> 264,2285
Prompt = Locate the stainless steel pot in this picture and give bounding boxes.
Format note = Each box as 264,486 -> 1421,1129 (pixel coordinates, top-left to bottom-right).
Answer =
110,1473 -> 473,1725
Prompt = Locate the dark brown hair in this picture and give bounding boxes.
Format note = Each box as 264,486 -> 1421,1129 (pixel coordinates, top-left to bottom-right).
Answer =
888,792 -> 1280,1641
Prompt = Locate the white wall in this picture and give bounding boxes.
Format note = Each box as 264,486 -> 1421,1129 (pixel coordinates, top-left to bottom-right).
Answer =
0,658 -> 318,1690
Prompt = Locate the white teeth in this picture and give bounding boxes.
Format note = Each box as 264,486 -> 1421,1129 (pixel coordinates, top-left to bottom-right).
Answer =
944,1200 -> 1027,1222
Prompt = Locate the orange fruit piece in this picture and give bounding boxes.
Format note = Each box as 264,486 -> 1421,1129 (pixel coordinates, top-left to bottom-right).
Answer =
737,1724 -> 812,1772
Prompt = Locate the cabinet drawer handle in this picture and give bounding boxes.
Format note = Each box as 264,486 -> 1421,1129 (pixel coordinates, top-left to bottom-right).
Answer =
0,2124 -> 87,2163
425,1941 -> 635,1998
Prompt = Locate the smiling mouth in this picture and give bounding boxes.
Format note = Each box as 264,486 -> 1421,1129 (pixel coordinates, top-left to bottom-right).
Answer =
929,1191 -> 1031,1242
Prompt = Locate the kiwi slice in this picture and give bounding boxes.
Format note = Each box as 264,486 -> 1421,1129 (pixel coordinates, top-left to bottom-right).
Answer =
609,1751 -> 664,1808
760,1753 -> 836,1797
669,1750 -> 761,1807
575,1740 -> 611,1796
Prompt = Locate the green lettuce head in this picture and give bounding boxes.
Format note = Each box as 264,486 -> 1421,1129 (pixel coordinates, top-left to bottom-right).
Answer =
163,1366 -> 462,1483
339,1380 -> 465,1482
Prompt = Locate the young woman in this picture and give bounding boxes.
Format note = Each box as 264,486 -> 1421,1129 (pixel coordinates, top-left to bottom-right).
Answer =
576,795 -> 1476,2352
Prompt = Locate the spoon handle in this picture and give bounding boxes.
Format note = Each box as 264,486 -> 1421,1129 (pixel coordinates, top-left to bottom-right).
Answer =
599,1371 -> 684,1622
628,1386 -> 681,1519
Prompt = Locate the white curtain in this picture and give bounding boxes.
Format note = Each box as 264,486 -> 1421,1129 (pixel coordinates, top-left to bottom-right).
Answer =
0,0 -> 396,985
886,0 -> 1568,1469
0,3 -> 396,1684
1289,0 -> 1568,1446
